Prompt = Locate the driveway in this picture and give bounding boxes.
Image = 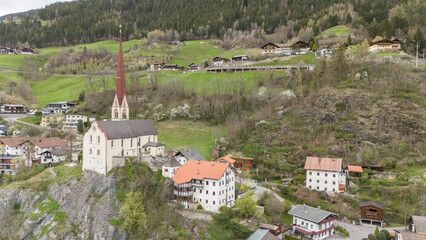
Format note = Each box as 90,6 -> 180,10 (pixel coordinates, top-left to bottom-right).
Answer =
236,178 -> 285,203
335,220 -> 406,240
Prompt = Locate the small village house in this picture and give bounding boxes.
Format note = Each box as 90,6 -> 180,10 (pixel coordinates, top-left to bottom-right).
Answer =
212,57 -> 230,66
162,64 -> 184,71
21,48 -> 35,55
174,148 -> 206,165
40,148 -> 68,164
46,101 -> 75,111
247,229 -> 280,240
188,63 -> 202,71
294,40 -> 309,49
231,55 -> 249,62
347,165 -> 363,177
288,204 -> 336,240
359,201 -> 385,227
230,156 -> 254,172
162,155 -> 181,178
305,157 -> 346,192
63,113 -> 88,131
1,104 -> 27,114
369,39 -> 402,53
142,142 -> 165,156
261,42 -> 279,54
407,215 -> 426,234
172,159 -> 236,212
150,62 -> 165,71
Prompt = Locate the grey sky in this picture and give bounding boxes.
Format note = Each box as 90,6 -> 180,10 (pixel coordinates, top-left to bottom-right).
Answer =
0,0 -> 73,17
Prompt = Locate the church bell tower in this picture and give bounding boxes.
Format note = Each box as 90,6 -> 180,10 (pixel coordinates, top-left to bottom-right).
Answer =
111,25 -> 129,121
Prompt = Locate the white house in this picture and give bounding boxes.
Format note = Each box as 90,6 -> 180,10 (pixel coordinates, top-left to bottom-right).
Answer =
305,157 -> 346,192
288,204 -> 336,240
40,148 -> 67,164
174,148 -> 206,165
162,155 -> 181,178
63,113 -> 88,131
82,120 -> 159,175
172,160 -> 236,212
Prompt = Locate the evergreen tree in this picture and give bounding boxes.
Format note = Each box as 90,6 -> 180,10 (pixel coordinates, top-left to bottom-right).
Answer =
119,191 -> 147,237
77,120 -> 84,134
345,13 -> 352,24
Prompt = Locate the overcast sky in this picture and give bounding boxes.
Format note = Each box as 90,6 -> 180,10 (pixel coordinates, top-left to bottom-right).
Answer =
0,0 -> 73,17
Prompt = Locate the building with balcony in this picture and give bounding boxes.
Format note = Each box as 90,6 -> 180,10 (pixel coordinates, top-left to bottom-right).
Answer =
41,115 -> 64,128
1,104 -> 27,114
288,204 -> 336,240
305,157 -> 346,192
172,160 -> 236,212
0,154 -> 20,174
63,113 -> 88,131
359,201 -> 385,227
40,148 -> 68,165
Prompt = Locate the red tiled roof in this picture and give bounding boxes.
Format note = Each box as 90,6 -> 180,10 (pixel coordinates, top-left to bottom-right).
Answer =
0,137 -> 66,148
172,160 -> 229,184
115,29 -> 126,105
0,137 -> 30,147
215,154 -> 236,164
347,165 -> 363,173
304,157 -> 342,172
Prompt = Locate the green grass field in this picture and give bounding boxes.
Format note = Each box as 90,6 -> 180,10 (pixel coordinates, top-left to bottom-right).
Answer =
156,120 -> 226,160
253,54 -> 316,66
17,116 -> 41,125
0,55 -> 35,69
0,72 -> 27,87
320,25 -> 350,38
32,75 -> 88,107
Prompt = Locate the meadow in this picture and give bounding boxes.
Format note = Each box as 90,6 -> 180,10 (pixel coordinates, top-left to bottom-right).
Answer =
319,25 -> 350,38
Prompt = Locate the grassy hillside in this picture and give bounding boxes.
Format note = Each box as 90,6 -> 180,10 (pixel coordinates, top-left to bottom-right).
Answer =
319,25 -> 350,38
32,75 -> 88,107
156,120 -> 225,160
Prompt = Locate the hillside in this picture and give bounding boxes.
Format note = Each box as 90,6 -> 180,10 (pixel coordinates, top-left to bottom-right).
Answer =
0,0 -> 424,53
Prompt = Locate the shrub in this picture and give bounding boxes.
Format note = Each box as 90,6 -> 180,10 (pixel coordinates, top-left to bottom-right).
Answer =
380,230 -> 391,240
285,235 -> 300,240
368,234 -> 377,240
376,232 -> 386,240
335,102 -> 346,111
197,204 -> 203,210
335,227 -> 349,237
35,111 -> 42,117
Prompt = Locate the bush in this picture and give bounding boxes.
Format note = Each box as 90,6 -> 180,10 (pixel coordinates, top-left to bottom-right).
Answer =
380,230 -> 391,240
335,227 -> 349,237
376,232 -> 386,240
284,235 -> 300,240
35,111 -> 42,117
197,204 -> 203,210
368,234 -> 377,240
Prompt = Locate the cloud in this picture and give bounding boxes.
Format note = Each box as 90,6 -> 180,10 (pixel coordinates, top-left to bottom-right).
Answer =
0,0 -> 73,17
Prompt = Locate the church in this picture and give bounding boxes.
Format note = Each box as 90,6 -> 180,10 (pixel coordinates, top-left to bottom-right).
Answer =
82,27 -> 165,175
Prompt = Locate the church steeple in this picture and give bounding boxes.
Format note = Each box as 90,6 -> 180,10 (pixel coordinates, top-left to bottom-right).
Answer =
112,25 -> 129,120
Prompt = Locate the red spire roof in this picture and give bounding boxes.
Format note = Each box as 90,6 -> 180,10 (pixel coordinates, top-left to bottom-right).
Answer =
115,27 -> 126,105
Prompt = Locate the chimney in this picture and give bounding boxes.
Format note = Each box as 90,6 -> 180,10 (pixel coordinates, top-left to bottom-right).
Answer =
167,150 -> 174,156
318,206 -> 321,209
211,162 -> 214,166
197,170 -> 200,175
198,160 -> 200,164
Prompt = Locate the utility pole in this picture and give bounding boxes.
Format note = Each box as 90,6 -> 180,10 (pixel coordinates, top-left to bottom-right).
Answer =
415,43 -> 418,68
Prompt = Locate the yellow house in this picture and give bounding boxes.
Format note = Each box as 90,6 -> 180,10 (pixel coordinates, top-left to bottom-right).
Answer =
41,115 -> 64,128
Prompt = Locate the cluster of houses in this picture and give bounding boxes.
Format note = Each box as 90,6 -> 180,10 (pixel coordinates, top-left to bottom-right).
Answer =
149,55 -> 250,71
0,47 -> 34,55
41,113 -> 88,131
0,136 -> 68,174
261,41 -> 311,55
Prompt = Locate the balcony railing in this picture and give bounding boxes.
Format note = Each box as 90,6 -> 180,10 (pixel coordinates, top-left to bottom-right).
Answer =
174,190 -> 193,197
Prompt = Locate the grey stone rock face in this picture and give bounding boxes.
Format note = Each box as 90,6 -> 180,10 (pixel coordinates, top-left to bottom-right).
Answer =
0,171 -> 127,240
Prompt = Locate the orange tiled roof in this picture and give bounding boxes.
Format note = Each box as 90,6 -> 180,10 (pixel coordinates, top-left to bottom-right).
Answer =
347,165 -> 363,173
172,160 -> 229,184
215,154 -> 236,164
304,157 -> 342,172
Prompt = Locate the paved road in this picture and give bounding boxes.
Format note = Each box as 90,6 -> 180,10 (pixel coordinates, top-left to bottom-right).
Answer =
236,178 -> 285,203
335,220 -> 406,240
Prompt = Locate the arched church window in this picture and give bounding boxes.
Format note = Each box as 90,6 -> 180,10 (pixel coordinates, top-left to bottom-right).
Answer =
114,109 -> 119,119
122,109 -> 127,119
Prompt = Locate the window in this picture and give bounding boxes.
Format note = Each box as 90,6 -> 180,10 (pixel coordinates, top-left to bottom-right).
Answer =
131,139 -> 133,147
333,189 -> 336,192
213,182 -> 216,186
317,180 -> 319,183
325,181 -> 327,184
97,150 -> 100,156
111,141 -> 114,148
97,136 -> 100,143
333,181 -> 336,185
138,138 -> 141,146
121,140 -> 124,147
316,186 -> 319,190
206,200 -> 208,203
333,174 -> 336,178
309,179 -> 312,182
165,169 -> 168,172
311,224 -> 313,229
206,181 -> 209,185
89,149 -> 92,155
302,222 -> 304,226
200,190 -> 202,193
325,173 -> 328,177
213,191 -> 215,196
309,186 -> 312,189
317,172 -> 320,176
325,187 -> 327,191
206,190 -> 208,194
213,201 -> 215,205
309,171 -> 312,175
90,135 -> 92,143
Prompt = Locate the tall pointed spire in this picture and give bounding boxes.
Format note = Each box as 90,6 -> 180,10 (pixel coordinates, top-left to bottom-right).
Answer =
115,24 -> 126,105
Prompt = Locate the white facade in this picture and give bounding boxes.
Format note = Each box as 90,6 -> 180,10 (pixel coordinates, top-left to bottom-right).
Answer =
306,170 -> 346,192
292,216 -> 335,240
162,165 -> 179,178
82,121 -> 158,175
63,114 -> 88,130
41,153 -> 67,164
176,156 -> 188,165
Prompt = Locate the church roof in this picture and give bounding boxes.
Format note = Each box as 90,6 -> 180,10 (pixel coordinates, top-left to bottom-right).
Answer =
115,27 -> 126,105
97,120 -> 157,140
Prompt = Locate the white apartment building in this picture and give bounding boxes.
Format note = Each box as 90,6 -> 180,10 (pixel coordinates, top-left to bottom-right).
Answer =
172,160 -> 236,212
162,155 -> 181,178
63,114 -> 88,131
288,204 -> 336,240
40,148 -> 67,164
305,157 -> 346,192
82,120 -> 160,175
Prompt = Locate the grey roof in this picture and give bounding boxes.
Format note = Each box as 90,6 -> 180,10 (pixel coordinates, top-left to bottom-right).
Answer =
411,215 -> 426,233
0,123 -> 10,131
97,120 -> 158,140
287,204 -> 335,223
359,201 -> 384,210
42,148 -> 68,156
142,142 -> 165,147
246,229 -> 279,240
176,148 -> 206,161
164,156 -> 181,168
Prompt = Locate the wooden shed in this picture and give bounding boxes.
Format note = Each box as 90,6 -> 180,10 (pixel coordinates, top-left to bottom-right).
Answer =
359,201 -> 385,227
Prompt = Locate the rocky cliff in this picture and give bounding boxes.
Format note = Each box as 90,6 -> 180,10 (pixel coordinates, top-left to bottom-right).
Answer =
0,171 -> 126,240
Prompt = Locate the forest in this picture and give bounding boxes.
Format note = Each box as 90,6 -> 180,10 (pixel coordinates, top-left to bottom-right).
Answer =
0,0 -> 424,52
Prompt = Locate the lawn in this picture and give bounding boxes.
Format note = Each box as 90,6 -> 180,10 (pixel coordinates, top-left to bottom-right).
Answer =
253,54 -> 316,66
31,75 -> 88,107
320,25 -> 350,38
0,54 -> 37,69
0,72 -> 27,88
17,116 -> 41,125
148,70 -> 287,94
168,40 -> 221,66
156,120 -> 226,160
